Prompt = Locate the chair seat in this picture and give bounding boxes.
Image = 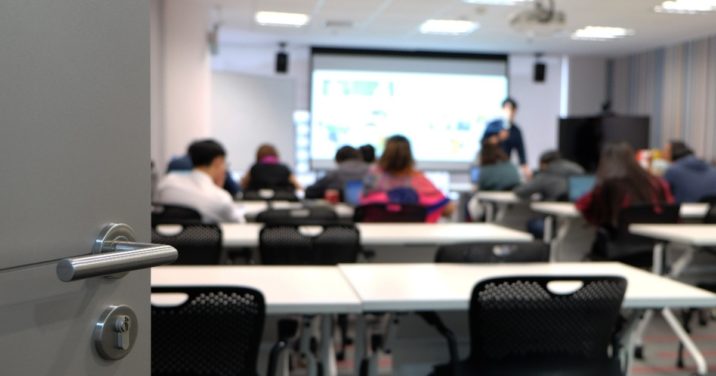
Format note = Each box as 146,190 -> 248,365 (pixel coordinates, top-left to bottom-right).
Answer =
433,357 -> 622,376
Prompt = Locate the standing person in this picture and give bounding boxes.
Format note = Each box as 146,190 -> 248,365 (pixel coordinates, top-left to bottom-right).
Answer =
156,140 -> 241,223
361,135 -> 455,222
241,143 -> 301,192
663,140 -> 716,203
305,146 -> 369,199
482,98 -> 530,178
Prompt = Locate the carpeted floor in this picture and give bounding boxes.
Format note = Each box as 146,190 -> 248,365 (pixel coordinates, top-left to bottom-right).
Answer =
328,313 -> 716,375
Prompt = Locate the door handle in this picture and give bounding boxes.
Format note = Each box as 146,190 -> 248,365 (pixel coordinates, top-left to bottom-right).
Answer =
57,223 -> 177,282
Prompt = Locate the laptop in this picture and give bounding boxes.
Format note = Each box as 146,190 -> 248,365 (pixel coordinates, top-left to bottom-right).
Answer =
343,180 -> 364,206
568,175 -> 596,202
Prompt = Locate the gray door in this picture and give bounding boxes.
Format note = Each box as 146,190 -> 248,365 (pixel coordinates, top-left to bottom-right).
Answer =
0,0 -> 152,374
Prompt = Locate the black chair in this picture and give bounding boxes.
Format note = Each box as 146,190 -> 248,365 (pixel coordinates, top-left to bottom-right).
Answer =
417,241 -> 551,373
258,224 -> 360,265
152,223 -> 222,265
353,203 -> 427,222
434,241 -> 550,263
591,204 -> 680,267
255,207 -> 339,226
700,195 -> 716,224
259,224 -> 362,361
432,276 -> 628,376
151,203 -> 202,225
152,286 -> 266,376
242,189 -> 299,202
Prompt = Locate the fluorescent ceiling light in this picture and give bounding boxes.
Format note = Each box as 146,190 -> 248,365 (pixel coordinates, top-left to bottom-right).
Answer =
655,0 -> 716,13
255,11 -> 310,27
571,26 -> 634,41
463,0 -> 533,5
419,19 -> 479,35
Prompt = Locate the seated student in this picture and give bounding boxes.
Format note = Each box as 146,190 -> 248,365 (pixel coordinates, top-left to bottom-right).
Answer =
514,150 -> 584,200
360,135 -> 455,222
166,145 -> 240,197
241,144 -> 301,192
577,142 -> 674,228
305,146 -> 369,199
156,140 -> 240,223
478,142 -> 521,191
663,140 -> 716,202
359,144 -> 376,164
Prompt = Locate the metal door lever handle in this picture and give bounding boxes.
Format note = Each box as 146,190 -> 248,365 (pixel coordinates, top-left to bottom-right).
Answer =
57,223 -> 177,282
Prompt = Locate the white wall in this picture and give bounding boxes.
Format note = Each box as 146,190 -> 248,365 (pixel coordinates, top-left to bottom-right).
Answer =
213,44 -> 311,111
150,0 -> 163,168
157,0 -> 212,169
211,72 -> 296,173
508,55 -> 564,169
565,56 -> 608,116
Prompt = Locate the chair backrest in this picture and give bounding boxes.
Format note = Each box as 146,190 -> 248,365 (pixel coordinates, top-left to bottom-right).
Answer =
469,276 -> 627,364
705,204 -> 716,224
353,203 -> 427,223
259,224 -> 360,265
152,286 -> 265,376
151,224 -> 222,265
434,242 -> 550,263
242,189 -> 299,202
151,203 -> 202,225
255,207 -> 339,226
593,204 -> 680,263
613,204 -> 681,244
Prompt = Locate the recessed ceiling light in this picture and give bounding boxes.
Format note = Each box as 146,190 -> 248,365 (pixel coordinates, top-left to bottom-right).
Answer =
655,0 -> 716,14
419,19 -> 479,35
571,26 -> 634,41
255,11 -> 310,27
463,0 -> 533,5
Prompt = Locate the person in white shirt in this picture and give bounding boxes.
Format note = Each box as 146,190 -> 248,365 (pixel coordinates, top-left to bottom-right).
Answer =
156,140 -> 241,223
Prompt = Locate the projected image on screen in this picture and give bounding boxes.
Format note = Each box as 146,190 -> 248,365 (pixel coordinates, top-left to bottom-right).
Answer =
310,68 -> 507,169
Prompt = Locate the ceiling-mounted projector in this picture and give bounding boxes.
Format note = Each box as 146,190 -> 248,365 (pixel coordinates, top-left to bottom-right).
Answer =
510,0 -> 566,37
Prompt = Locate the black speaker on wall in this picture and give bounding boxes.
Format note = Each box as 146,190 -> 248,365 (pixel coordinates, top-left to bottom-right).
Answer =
276,51 -> 288,74
533,62 -> 546,83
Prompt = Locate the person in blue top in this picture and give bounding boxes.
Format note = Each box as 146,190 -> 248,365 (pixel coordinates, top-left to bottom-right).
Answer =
482,98 -> 530,178
663,140 -> 716,203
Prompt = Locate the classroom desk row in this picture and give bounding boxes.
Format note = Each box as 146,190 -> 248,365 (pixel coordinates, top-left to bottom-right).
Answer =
478,191 -> 708,221
152,262 -> 716,376
218,222 -> 534,248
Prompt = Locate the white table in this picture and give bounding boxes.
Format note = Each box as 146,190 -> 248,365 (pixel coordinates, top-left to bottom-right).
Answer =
340,262 -> 716,375
530,202 -> 709,261
475,191 -> 521,222
628,224 -> 716,375
220,223 -> 534,248
531,201 -> 708,220
338,262 -> 716,312
235,201 -> 354,221
152,266 -> 362,376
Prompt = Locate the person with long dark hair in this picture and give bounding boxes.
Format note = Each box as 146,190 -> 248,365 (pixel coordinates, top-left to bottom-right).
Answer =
576,142 -> 674,227
361,135 -> 455,222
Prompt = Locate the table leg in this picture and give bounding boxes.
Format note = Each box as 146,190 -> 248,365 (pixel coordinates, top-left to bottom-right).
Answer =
550,217 -> 572,262
320,315 -> 337,376
543,215 -> 554,243
662,308 -> 708,375
484,203 -> 495,222
299,315 -> 318,376
354,315 -> 366,376
652,242 -> 666,275
495,203 -> 508,222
